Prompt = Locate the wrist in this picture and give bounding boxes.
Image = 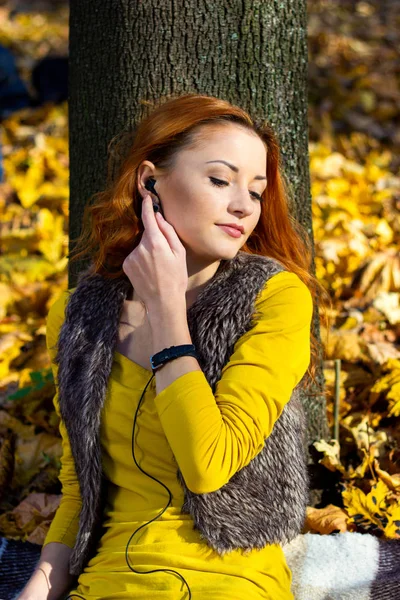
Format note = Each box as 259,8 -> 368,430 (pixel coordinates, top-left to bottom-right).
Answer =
147,303 -> 192,357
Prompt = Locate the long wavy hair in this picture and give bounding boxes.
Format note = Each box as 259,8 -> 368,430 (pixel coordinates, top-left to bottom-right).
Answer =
69,93 -> 332,395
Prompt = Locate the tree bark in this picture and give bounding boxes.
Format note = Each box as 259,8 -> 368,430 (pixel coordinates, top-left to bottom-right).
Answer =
69,0 -> 330,504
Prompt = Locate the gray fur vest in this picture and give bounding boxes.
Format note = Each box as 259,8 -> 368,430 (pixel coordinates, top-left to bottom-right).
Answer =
54,250 -> 310,576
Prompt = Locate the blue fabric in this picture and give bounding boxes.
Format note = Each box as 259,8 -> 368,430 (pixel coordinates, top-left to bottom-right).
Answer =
0,45 -> 31,119
0,44 -> 31,183
0,536 -> 41,600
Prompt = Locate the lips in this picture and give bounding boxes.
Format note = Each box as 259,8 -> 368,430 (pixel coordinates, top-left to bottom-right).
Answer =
217,224 -> 244,234
217,225 -> 243,238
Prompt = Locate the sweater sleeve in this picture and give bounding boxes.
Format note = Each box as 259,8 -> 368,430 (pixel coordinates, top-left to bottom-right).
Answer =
153,270 -> 313,495
42,288 -> 82,549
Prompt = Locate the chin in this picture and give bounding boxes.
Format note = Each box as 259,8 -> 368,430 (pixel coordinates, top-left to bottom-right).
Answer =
215,245 -> 242,260
184,234 -> 243,262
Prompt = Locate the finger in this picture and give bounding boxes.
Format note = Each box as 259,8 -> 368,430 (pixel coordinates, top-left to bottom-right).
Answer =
141,194 -> 161,238
155,211 -> 185,254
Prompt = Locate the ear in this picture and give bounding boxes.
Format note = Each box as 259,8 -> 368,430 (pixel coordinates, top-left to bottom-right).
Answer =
137,160 -> 157,199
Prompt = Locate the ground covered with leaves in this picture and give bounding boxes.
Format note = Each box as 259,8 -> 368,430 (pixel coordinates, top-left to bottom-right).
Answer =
0,0 -> 399,545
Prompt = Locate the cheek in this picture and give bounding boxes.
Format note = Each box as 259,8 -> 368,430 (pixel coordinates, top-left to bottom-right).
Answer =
250,208 -> 262,232
177,189 -> 212,220
166,177 -> 217,228
170,205 -> 213,243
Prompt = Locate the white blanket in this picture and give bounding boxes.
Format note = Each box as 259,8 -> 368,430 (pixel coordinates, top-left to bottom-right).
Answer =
283,531 -> 400,599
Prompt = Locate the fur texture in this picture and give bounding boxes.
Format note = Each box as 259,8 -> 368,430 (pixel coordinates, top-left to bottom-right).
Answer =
54,251 -> 310,576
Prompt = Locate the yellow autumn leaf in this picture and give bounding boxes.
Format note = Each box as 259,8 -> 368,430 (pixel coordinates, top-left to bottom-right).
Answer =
342,480 -> 389,531
0,255 -> 59,286
370,360 -> 400,414
310,151 -> 346,178
13,156 -> 45,209
375,219 -> 394,244
326,178 -> 351,199
27,519 -> 55,545
0,333 -> 31,380
36,208 -> 65,262
373,459 -> 400,492
0,410 -> 36,439
0,432 -> 15,499
383,503 -> 400,539
313,439 -> 347,474
325,330 -> 366,361
304,504 -> 351,534
373,293 -> 400,325
12,492 -> 61,530
13,432 -> 62,488
365,163 -> 387,183
0,282 -> 18,320
341,413 -> 388,458
347,447 -> 376,479
0,492 -> 63,540
387,383 -> 400,418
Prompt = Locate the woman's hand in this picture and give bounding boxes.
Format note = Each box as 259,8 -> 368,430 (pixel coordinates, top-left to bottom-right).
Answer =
122,195 -> 188,310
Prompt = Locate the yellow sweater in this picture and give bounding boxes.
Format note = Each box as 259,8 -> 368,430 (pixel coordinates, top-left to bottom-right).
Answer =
43,270 -> 313,600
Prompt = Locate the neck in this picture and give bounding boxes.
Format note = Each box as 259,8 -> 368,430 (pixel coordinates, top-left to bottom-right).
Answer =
185,252 -> 222,308
128,256 -> 223,310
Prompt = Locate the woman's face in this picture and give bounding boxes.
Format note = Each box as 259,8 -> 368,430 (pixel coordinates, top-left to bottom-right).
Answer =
139,123 -> 267,265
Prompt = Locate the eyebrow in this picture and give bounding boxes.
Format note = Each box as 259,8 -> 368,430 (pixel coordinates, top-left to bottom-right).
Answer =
205,160 -> 267,180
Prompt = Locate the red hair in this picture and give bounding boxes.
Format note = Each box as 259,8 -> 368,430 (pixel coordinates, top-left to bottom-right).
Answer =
70,93 -> 332,395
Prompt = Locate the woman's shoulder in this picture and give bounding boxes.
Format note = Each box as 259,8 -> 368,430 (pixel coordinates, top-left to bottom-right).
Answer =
255,270 -> 314,322
46,287 -> 77,347
257,269 -> 312,298
47,286 -> 77,321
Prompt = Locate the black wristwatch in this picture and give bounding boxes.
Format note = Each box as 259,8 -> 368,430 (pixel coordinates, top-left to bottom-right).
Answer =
150,344 -> 198,374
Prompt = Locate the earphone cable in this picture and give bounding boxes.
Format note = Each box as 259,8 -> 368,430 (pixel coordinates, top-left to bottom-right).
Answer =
66,372 -> 191,599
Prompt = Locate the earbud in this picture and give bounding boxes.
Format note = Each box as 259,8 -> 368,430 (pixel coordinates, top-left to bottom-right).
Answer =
144,177 -> 160,198
144,178 -> 161,213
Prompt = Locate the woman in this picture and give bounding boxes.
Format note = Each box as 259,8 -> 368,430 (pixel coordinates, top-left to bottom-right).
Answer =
18,94 -> 329,600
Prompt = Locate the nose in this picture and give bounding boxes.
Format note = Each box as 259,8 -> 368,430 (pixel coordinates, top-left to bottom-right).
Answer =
231,188 -> 257,217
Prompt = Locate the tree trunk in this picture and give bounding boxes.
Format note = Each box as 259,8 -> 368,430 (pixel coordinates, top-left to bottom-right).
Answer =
69,0 -> 330,504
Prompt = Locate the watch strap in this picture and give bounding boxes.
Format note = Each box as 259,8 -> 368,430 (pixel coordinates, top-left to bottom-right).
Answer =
150,344 -> 198,374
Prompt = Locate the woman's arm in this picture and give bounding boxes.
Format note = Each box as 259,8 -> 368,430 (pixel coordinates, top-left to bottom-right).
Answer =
17,291 -> 82,599
41,290 -> 82,548
16,542 -> 77,600
40,386 -> 82,548
152,270 -> 314,494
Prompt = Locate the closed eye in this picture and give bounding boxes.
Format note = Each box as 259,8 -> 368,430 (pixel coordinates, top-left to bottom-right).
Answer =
209,177 -> 263,201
